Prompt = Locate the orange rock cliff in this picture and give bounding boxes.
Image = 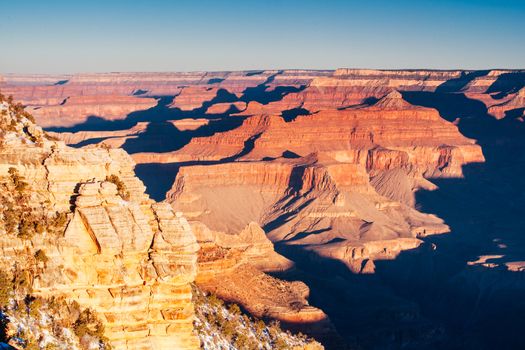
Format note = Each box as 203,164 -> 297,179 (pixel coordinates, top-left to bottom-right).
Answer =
2,68 -> 525,349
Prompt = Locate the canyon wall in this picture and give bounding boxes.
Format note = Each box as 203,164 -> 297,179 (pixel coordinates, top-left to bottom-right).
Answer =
2,68 -> 515,273
2,68 -> 525,348
0,99 -> 199,350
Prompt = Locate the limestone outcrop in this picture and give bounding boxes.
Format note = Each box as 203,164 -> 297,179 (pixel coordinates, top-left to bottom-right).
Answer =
189,219 -> 333,339
33,95 -> 158,128
167,153 -> 449,271
169,86 -> 220,111
0,98 -> 200,350
3,68 -> 525,349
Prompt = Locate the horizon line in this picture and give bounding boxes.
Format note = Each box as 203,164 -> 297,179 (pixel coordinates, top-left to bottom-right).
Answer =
2,67 -> 525,76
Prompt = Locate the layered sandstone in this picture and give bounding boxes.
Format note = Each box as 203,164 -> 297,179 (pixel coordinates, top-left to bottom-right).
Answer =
48,185 -> 199,349
192,221 -> 293,276
488,87 -> 525,119
169,90 -> 484,177
3,69 -> 525,132
167,153 -> 449,274
3,68 -> 525,349
189,219 -> 332,336
0,100 -> 200,350
1,72 -> 490,275
48,122 -> 151,148
169,86 -> 220,111
30,95 -> 158,128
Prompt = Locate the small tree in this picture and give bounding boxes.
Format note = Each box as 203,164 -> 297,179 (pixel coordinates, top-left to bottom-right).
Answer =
105,175 -> 130,200
34,250 -> 49,264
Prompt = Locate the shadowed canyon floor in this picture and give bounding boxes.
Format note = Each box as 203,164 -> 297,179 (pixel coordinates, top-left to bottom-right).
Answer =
2,69 -> 525,349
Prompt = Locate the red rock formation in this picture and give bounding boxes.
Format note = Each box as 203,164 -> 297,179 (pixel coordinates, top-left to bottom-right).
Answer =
460,70 -> 522,93
169,86 -> 219,111
169,90 -> 483,177
488,87 -> 525,119
206,101 -> 247,114
31,95 -> 158,128
5,68 -> 525,349
170,118 -> 211,130
11,72 -> 485,274
167,153 -> 449,275
49,122 -> 150,147
0,70 -> 331,129
0,73 -> 504,262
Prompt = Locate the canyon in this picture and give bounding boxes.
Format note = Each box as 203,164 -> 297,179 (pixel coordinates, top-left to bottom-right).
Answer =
1,68 -> 525,349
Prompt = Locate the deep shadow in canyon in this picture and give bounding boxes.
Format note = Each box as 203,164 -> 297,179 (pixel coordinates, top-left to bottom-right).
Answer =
240,72 -> 306,104
48,79 -> 306,168
135,132 -> 263,201
45,72 -> 525,349
273,79 -> 525,350
119,80 -> 305,198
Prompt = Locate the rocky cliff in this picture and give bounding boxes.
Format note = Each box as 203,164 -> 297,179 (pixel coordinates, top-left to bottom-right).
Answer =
3,68 -> 525,349
0,96 -> 199,350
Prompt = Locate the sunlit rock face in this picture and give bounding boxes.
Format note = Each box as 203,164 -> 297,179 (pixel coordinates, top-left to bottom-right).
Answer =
0,100 -> 200,350
3,68 -> 525,349
0,69 -> 493,271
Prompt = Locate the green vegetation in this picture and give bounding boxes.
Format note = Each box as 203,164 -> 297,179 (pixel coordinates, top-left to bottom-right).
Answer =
34,249 -> 49,264
73,308 -> 111,349
105,174 -> 130,200
0,93 -> 35,124
8,166 -> 28,192
0,95 -> 112,349
0,93 -> 59,145
0,167 -> 69,240
0,278 -> 111,350
0,270 -> 11,307
192,284 -> 319,350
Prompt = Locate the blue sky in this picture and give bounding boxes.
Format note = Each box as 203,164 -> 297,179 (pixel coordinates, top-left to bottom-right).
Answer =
1,0 -> 524,73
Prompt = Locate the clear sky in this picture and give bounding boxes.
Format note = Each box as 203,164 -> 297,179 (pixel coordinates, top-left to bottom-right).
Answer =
1,0 -> 524,73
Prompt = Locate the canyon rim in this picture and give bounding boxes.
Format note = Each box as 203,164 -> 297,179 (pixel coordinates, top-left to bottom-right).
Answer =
1,1 -> 525,349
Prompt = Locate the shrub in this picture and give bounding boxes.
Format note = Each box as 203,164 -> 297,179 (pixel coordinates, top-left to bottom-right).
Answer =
3,204 -> 18,235
4,295 -> 110,349
228,303 -> 241,316
192,285 -> 319,350
0,271 -> 12,307
233,332 -> 251,349
34,250 -> 49,264
73,308 -> 105,340
273,336 -> 290,350
8,167 -> 28,193
105,175 -> 130,200
24,338 -> 40,350
19,215 -> 37,239
207,294 -> 223,308
220,317 -> 237,342
0,168 -> 69,239
12,267 -> 32,295
255,319 -> 266,337
26,296 -> 43,319
48,211 -> 69,234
